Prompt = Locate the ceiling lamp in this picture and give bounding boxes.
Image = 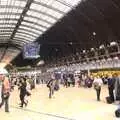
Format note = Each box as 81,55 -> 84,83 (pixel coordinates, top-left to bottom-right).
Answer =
93,32 -> 96,36
114,56 -> 119,60
101,59 -> 106,62
37,60 -> 45,66
107,58 -> 112,61
83,50 -> 86,53
91,48 -> 95,51
96,60 -> 100,62
99,44 -> 105,49
110,41 -> 117,46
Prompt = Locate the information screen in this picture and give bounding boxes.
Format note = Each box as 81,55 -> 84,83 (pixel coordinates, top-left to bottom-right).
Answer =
23,42 -> 40,59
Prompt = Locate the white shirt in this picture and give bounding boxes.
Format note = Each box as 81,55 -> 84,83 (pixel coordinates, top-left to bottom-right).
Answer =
93,78 -> 103,86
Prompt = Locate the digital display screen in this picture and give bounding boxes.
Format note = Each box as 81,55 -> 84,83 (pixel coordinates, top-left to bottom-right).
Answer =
23,42 -> 40,59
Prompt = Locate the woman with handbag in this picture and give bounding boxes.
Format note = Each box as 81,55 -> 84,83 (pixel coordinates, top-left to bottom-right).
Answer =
0,75 -> 10,112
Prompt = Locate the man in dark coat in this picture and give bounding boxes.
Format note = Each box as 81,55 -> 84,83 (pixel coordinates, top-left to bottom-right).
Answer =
114,74 -> 120,102
108,74 -> 116,102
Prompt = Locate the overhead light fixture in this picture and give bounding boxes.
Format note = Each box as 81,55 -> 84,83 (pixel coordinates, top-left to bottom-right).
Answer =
99,44 -> 105,49
69,42 -> 73,45
96,60 -> 100,62
93,32 -> 96,36
101,59 -> 106,62
83,50 -> 86,53
107,58 -> 112,61
37,60 -> 45,66
110,41 -> 117,46
114,56 -> 119,60
91,48 -> 94,51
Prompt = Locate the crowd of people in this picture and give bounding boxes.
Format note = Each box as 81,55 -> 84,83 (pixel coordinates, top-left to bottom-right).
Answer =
0,71 -> 120,117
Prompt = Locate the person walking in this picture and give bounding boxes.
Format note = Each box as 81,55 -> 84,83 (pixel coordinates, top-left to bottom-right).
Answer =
108,74 -> 116,102
114,73 -> 120,103
19,78 -> 27,107
93,76 -> 103,101
0,75 -> 10,112
47,74 -> 56,99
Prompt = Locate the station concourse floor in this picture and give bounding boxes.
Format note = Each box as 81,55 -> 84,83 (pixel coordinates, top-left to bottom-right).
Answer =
0,84 -> 119,120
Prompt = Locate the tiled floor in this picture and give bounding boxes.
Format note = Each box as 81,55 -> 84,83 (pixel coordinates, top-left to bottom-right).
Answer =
0,85 -> 119,120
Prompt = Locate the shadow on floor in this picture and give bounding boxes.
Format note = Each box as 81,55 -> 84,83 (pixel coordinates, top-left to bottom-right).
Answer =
10,105 -> 75,120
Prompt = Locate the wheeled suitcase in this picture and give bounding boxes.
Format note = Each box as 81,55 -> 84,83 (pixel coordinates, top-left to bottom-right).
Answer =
115,108 -> 120,117
106,96 -> 113,104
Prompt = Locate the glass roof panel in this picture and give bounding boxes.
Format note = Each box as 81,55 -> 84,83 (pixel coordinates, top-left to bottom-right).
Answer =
0,20 -> 18,24
24,16 -> 51,28
19,25 -> 44,34
0,24 -> 16,28
17,29 -> 39,36
15,32 -> 37,38
0,0 -> 82,66
12,40 -> 26,46
15,34 -> 36,40
22,18 -> 48,30
0,0 -> 26,7
35,0 -> 54,4
12,39 -> 29,44
52,1 -> 71,12
0,32 -> 12,34
0,15 -> 20,19
0,34 -> 10,37
0,28 -> 14,31
14,36 -> 35,42
27,10 -> 54,24
0,8 -> 22,13
46,9 -> 63,18
0,8 -> 23,14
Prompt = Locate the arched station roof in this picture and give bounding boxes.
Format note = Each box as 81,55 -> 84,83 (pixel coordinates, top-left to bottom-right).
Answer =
0,0 -> 81,67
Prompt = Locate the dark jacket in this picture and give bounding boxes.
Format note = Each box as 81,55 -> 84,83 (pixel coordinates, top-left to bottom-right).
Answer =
108,78 -> 116,89
19,82 -> 27,95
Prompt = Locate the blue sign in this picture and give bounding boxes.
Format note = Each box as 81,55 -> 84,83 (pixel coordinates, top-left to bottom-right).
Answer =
23,42 -> 40,59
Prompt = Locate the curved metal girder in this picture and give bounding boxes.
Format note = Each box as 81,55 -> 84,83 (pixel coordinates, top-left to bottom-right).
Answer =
0,23 -> 16,26
14,36 -> 34,42
30,8 -> 58,20
19,28 -> 41,36
20,23 -> 44,33
0,30 -> 13,32
56,0 -> 72,7
23,20 -> 48,29
0,4 -> 59,20
33,1 -> 65,14
0,37 -> 9,39
0,5 -> 24,9
0,32 -> 12,35
0,42 -> 22,50
23,20 -> 46,31
26,14 -> 53,24
12,38 -> 28,44
0,27 -> 14,29
0,22 -> 44,33
0,12 -> 21,16
17,31 -> 38,38
0,18 -> 18,21
15,34 -> 35,41
15,33 -> 36,40
17,30 -> 39,36
11,40 -> 26,46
